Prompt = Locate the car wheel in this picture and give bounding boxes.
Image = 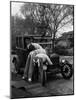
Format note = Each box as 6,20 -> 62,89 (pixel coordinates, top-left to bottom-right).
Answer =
61,64 -> 73,79
12,57 -> 19,74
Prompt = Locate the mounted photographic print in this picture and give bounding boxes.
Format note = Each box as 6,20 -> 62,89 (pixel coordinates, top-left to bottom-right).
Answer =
10,1 -> 74,99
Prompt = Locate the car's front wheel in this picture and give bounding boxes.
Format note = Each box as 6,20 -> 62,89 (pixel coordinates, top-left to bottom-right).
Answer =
61,64 -> 73,79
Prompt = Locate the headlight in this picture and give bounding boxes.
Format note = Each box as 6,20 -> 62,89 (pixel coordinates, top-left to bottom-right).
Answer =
61,59 -> 65,63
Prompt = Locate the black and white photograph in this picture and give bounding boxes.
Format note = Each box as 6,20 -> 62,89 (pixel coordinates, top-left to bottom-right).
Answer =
10,1 -> 74,99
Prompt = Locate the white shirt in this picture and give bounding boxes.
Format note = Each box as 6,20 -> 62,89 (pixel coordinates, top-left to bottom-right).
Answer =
28,43 -> 43,50
30,48 -> 46,56
35,53 -> 52,65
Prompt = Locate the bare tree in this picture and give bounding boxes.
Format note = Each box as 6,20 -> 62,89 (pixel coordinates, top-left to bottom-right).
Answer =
20,3 -> 73,50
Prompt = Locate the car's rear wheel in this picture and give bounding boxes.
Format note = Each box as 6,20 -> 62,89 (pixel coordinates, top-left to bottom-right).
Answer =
12,57 -> 20,74
61,64 -> 73,79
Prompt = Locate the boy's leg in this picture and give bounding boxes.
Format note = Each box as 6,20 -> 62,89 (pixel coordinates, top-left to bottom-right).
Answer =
23,54 -> 31,78
28,54 -> 34,81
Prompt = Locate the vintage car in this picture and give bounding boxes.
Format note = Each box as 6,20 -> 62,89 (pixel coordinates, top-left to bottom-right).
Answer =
34,54 -> 73,86
12,35 -> 73,86
12,35 -> 53,74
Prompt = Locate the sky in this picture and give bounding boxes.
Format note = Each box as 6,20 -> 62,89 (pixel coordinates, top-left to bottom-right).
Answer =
11,2 -> 73,37
11,2 -> 24,16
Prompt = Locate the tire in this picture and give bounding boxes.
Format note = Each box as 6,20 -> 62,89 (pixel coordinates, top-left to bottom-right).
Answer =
12,57 -> 19,74
41,70 -> 46,86
61,64 -> 73,79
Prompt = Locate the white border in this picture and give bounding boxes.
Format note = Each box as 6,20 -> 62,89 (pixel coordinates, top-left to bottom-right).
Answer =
0,0 -> 75,100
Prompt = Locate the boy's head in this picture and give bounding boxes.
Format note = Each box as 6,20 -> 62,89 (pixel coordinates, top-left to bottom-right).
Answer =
28,43 -> 36,52
45,47 -> 52,56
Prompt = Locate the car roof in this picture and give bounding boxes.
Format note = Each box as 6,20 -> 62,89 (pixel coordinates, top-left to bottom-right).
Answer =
16,35 -> 52,40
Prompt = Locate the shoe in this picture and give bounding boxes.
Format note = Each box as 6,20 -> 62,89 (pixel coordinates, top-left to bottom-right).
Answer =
28,78 -> 32,82
22,76 -> 27,80
22,76 -> 25,79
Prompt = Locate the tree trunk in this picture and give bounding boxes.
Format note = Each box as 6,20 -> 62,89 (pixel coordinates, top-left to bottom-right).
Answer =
51,35 -> 54,52
52,31 -> 56,52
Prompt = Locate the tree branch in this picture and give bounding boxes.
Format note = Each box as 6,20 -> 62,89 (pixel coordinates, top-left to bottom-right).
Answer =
57,18 -> 73,31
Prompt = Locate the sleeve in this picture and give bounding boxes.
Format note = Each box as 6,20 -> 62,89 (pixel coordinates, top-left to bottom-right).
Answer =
46,55 -> 53,65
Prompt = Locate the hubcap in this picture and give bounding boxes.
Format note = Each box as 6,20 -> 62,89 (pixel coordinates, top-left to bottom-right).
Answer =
63,65 -> 70,76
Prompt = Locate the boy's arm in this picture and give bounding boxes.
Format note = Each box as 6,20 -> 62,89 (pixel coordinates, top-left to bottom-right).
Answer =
46,55 -> 53,65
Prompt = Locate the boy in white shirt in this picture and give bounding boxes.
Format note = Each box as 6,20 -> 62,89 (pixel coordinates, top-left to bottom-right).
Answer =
23,48 -> 46,81
23,47 -> 52,82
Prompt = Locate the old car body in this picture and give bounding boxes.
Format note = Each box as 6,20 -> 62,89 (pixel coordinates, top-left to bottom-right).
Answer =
12,35 -> 73,86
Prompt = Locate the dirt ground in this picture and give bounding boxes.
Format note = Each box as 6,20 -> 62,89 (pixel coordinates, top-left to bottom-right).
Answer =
10,55 -> 74,99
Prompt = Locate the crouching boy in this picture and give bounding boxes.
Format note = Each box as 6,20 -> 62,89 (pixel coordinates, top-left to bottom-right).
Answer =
22,48 -> 52,82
